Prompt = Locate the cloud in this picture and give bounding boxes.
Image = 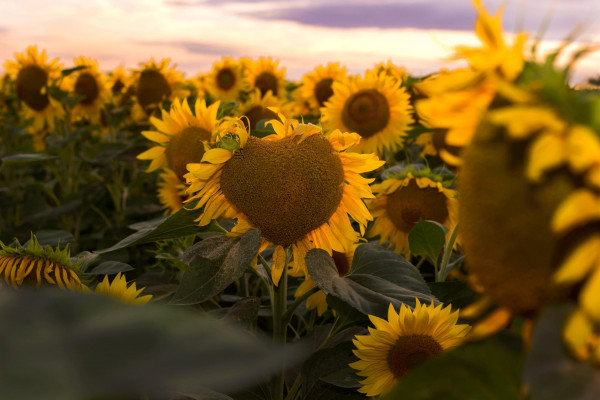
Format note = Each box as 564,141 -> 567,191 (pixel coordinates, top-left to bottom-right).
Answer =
136,40 -> 244,56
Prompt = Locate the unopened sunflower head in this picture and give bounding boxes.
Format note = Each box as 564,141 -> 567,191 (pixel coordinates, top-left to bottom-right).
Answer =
93,272 -> 152,305
185,109 -> 384,286
350,299 -> 471,397
0,236 -> 82,290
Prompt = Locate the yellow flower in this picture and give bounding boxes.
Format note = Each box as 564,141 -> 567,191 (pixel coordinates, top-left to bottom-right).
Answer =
368,172 -> 458,258
157,168 -> 188,214
321,70 -> 414,156
131,58 -> 188,121
236,89 -> 295,130
137,97 -> 221,182
185,111 -> 384,285
350,300 -> 471,397
243,57 -> 286,98
3,45 -> 65,149
0,237 -> 82,290
66,56 -> 110,125
206,57 -> 247,102
94,272 -> 152,305
297,62 -> 347,115
371,60 -> 407,85
106,66 -> 133,98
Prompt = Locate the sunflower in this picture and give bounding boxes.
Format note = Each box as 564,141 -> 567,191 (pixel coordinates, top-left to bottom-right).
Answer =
3,45 -> 65,149
413,0 -> 527,164
106,66 -> 132,98
243,57 -> 286,98
131,58 -> 188,121
157,168 -> 188,214
206,57 -> 247,102
185,111 -> 385,285
371,60 -> 407,85
137,97 -> 221,182
94,272 -> 152,305
236,89 -> 295,130
321,70 -> 414,156
368,170 -> 458,258
298,62 -> 347,115
350,300 -> 471,397
0,237 -> 82,289
66,56 -> 110,125
292,244 -> 356,316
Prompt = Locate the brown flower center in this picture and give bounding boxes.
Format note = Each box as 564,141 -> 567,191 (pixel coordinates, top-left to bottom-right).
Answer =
387,334 -> 443,378
136,69 -> 171,112
16,65 -> 50,111
111,79 -> 125,94
216,68 -> 236,90
165,126 -> 212,182
254,72 -> 278,96
220,135 -> 344,246
314,78 -> 334,107
74,72 -> 99,106
341,89 -> 390,138
243,106 -> 278,130
386,180 -> 448,233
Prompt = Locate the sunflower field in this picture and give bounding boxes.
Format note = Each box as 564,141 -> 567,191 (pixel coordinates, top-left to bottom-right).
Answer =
2,1 -> 600,399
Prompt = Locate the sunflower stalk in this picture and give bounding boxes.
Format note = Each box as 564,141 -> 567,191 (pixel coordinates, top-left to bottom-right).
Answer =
271,249 -> 288,400
437,223 -> 459,282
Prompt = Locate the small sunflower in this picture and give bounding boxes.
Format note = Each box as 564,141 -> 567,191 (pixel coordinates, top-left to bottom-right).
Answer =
298,62 -> 347,115
292,244 -> 356,316
137,97 -> 221,182
66,56 -> 110,125
94,272 -> 152,305
185,111 -> 385,285
243,57 -> 286,98
321,70 -> 414,156
3,45 -> 65,149
157,168 -> 188,214
106,66 -> 132,98
237,89 -> 294,130
0,237 -> 82,290
207,57 -> 247,102
131,58 -> 188,120
368,170 -> 458,258
350,300 -> 471,397
371,60 -> 407,85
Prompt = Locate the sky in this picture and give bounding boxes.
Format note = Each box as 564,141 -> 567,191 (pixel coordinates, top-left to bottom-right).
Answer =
1,0 -> 599,83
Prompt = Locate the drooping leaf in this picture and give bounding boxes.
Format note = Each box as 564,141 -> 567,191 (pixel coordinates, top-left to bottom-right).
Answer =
0,153 -> 58,166
83,261 -> 135,275
170,229 -> 262,305
0,287 -> 306,400
408,219 -> 448,266
306,244 -> 437,319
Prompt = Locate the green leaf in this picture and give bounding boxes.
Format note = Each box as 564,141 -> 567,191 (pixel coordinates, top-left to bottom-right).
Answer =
408,219 -> 448,266
217,101 -> 239,119
306,243 -> 437,319
223,297 -> 261,329
170,229 -> 262,305
60,65 -> 88,76
381,336 -> 524,400
320,367 -> 362,389
523,304 -> 600,400
95,203 -> 205,254
0,287 -> 305,400
428,281 -> 478,310
83,261 -> 135,275
27,230 -> 75,247
1,153 -> 58,166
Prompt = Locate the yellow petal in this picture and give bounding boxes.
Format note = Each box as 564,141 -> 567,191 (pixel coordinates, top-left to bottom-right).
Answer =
527,133 -> 565,182
580,266 -> 600,321
552,190 -> 600,234
554,235 -> 600,285
137,146 -> 165,160
563,309 -> 595,361
202,148 -> 233,164
141,130 -> 170,143
272,245 -> 286,287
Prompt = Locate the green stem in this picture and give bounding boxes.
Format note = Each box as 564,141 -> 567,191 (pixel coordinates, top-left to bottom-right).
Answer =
437,223 -> 459,282
282,286 -> 320,326
285,374 -> 302,400
271,252 -> 288,400
415,256 -> 426,269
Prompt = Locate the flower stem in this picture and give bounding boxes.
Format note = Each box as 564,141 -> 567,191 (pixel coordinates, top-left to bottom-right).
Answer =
271,251 -> 288,400
437,223 -> 459,282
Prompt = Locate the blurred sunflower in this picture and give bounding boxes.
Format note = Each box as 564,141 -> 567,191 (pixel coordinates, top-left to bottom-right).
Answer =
3,45 -> 65,149
414,129 -> 463,165
106,66 -> 132,98
94,272 -> 152,305
243,57 -> 286,98
0,237 -> 82,289
207,57 -> 247,102
185,111 -> 384,285
131,58 -> 188,120
298,62 -> 347,115
137,98 -> 221,182
237,89 -> 294,130
66,56 -> 110,125
371,60 -> 407,85
350,300 -> 471,397
157,169 -> 188,214
368,170 -> 458,258
321,70 -> 413,156
292,244 -> 356,316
